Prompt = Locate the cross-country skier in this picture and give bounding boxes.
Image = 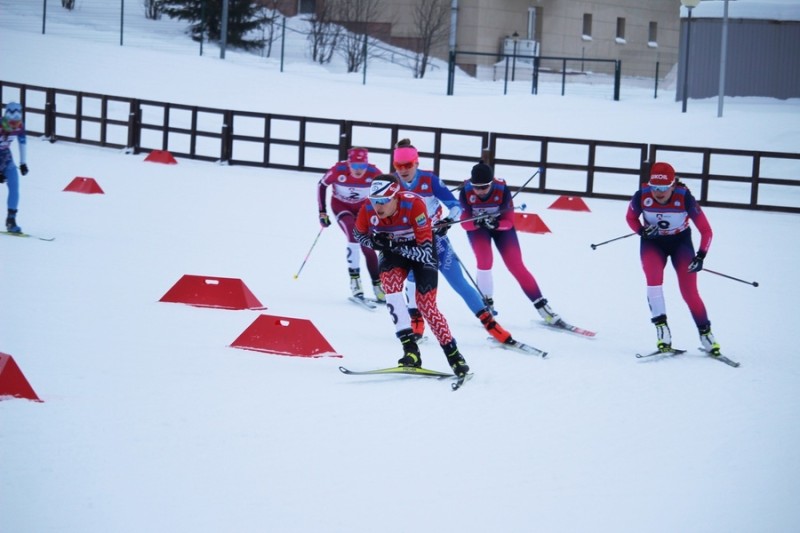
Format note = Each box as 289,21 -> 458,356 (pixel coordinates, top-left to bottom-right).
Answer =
391,139 -> 514,345
1,102 -> 28,233
459,160 -> 576,329
625,161 -> 722,355
353,177 -> 470,377
317,147 -> 386,303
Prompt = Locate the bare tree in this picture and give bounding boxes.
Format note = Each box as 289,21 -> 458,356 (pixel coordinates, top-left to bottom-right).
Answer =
306,0 -> 341,65
411,0 -> 449,78
257,0 -> 282,58
143,0 -> 162,20
335,0 -> 383,73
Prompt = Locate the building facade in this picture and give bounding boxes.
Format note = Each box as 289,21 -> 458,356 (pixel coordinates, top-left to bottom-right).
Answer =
278,0 -> 682,78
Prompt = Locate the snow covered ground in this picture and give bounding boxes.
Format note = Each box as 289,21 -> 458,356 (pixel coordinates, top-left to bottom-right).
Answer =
2,2 -> 800,532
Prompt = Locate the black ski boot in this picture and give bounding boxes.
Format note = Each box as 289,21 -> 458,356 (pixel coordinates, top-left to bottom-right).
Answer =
442,339 -> 469,376
6,209 -> 21,233
397,328 -> 421,367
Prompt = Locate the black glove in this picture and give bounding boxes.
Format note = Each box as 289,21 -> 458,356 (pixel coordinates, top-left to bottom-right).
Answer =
639,225 -> 659,239
19,164 -> 28,176
371,232 -> 393,251
0,171 -> 5,184
688,250 -> 706,273
318,211 -> 331,228
475,215 -> 499,230
434,217 -> 453,237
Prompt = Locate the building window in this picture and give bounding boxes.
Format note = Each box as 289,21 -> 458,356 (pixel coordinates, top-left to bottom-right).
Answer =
582,13 -> 592,41
298,0 -> 315,14
615,17 -> 626,44
648,21 -> 658,47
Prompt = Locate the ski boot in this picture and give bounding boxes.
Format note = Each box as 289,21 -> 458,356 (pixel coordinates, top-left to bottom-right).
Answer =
397,328 -> 421,367
483,296 -> 497,316
372,279 -> 386,304
652,314 -> 672,352
534,297 -> 561,325
5,209 -> 21,234
699,324 -> 721,356
443,339 -> 470,376
478,308 -> 512,344
349,268 -> 364,298
409,307 -> 425,340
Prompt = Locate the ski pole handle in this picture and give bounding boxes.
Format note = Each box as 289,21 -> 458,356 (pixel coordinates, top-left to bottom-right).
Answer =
590,232 -> 636,250
702,268 -> 759,287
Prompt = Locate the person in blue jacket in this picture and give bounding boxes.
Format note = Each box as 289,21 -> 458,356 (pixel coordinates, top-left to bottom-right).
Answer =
391,138 -> 514,345
1,102 -> 29,233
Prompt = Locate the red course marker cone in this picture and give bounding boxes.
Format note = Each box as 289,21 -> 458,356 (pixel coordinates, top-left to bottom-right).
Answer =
230,315 -> 341,358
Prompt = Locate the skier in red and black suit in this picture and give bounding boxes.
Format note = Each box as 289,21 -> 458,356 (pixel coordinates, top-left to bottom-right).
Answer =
353,176 -> 470,376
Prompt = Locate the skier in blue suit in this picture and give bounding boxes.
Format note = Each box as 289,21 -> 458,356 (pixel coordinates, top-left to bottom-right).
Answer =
391,138 -> 514,344
1,102 -> 29,233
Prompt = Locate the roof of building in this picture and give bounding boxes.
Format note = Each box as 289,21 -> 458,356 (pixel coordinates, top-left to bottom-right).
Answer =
682,0 -> 800,21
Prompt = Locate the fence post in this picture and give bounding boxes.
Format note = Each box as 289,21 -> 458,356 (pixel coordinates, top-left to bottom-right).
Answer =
44,88 -> 57,142
127,99 -> 141,154
339,120 -> 351,162
220,109 -> 233,164
614,60 -> 621,101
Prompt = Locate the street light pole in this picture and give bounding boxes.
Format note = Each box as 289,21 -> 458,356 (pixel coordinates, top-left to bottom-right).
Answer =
680,0 -> 701,113
511,31 -> 519,82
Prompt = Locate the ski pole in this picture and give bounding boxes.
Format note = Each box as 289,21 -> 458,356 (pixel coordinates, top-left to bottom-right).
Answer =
436,203 -> 527,229
511,168 -> 543,199
590,232 -> 636,250
702,268 -> 759,287
293,227 -> 325,279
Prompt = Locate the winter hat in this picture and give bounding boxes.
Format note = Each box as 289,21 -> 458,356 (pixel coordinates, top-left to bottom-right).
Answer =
649,162 -> 676,188
369,177 -> 400,200
393,146 -> 418,163
348,147 -> 369,164
470,160 -> 494,186
3,102 -> 22,126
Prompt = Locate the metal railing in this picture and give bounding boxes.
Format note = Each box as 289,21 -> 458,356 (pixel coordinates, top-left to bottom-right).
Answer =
2,80 -> 798,213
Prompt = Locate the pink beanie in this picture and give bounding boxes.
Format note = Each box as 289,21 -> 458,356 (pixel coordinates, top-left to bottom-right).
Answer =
393,146 -> 418,163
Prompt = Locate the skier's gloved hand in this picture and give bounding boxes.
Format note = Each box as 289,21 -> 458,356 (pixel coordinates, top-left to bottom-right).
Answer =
0,170 -> 5,184
639,225 -> 659,239
318,211 -> 331,228
475,215 -> 498,230
434,217 -> 453,237
371,232 -> 393,251
688,250 -> 706,273
19,164 -> 28,176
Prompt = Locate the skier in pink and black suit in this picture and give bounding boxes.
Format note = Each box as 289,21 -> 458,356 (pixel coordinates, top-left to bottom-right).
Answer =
458,160 -> 565,325
625,161 -> 722,354
317,147 -> 386,302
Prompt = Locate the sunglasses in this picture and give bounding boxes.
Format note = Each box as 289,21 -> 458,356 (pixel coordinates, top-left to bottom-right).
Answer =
650,184 -> 673,192
393,161 -> 415,171
370,196 -> 393,206
349,162 -> 368,171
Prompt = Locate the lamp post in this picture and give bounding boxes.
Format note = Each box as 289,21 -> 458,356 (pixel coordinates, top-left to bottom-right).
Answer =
511,31 -> 519,82
680,0 -> 701,113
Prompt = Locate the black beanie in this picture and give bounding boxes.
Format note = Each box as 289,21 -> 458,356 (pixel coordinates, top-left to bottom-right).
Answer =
470,160 -> 494,185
